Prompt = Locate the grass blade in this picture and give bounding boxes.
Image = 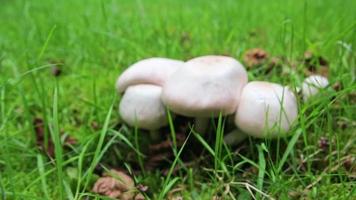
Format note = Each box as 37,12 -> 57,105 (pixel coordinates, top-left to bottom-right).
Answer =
37,25 -> 57,61
83,97 -> 115,190
36,154 -> 51,200
50,85 -> 64,199
214,113 -> 224,170
277,129 -> 302,173
192,130 -> 215,157
257,144 -> 266,194
158,132 -> 191,200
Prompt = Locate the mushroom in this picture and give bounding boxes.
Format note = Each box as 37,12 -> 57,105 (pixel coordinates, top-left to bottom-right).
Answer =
116,58 -> 184,139
234,81 -> 298,138
116,57 -> 183,92
119,84 -> 167,139
302,75 -> 329,101
161,55 -> 248,133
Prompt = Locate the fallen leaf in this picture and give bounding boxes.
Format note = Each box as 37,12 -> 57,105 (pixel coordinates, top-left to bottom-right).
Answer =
146,131 -> 186,171
243,48 -> 268,68
51,66 -> 62,77
149,140 -> 173,152
92,177 -> 122,198
332,81 -> 343,91
145,153 -> 171,170
48,59 -> 64,77
303,51 -> 329,77
92,169 -> 140,200
134,193 -> 145,200
33,118 -> 54,157
33,117 -> 77,158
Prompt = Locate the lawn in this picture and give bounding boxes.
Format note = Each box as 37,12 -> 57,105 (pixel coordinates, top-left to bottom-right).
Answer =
0,0 -> 355,199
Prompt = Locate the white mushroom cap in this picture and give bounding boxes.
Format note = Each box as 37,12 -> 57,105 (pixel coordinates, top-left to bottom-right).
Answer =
119,84 -> 167,130
161,55 -> 248,117
235,81 -> 298,138
302,75 -> 329,101
116,57 -> 183,93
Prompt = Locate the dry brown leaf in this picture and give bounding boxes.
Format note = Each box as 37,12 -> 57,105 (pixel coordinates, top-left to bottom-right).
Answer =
48,59 -> 64,77
92,169 -> 140,200
303,51 -> 329,77
146,131 -> 187,171
51,66 -> 62,77
332,81 -> 343,91
243,48 -> 268,68
92,177 -> 122,198
33,117 -> 77,158
33,118 -> 54,157
134,193 -> 145,200
145,153 -> 171,170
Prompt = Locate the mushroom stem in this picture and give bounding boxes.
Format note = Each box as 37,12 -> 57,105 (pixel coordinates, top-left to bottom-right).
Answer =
194,117 -> 209,134
223,129 -> 248,146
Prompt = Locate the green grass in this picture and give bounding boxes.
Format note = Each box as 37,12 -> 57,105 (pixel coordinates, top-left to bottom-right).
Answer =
0,0 -> 355,199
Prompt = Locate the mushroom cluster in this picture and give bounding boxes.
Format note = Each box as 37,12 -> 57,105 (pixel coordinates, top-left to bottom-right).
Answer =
116,55 -> 329,143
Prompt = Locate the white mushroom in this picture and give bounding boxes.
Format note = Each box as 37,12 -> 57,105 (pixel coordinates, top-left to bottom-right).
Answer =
161,55 -> 248,133
234,81 -> 298,138
116,58 -> 184,139
116,57 -> 183,92
119,84 -> 167,130
302,75 -> 329,101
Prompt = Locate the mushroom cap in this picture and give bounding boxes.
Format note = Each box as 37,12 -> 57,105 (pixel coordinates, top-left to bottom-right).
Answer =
116,57 -> 183,93
302,75 -> 329,101
119,84 -> 167,130
161,55 -> 248,117
235,81 -> 298,138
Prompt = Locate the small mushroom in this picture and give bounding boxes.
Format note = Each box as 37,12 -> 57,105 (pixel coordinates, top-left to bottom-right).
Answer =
234,81 -> 298,138
302,75 -> 329,101
161,55 -> 248,133
119,84 -> 167,130
116,57 -> 183,92
116,58 -> 183,139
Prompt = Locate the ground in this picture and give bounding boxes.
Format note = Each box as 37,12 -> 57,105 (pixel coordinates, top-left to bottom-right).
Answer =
0,0 -> 355,199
